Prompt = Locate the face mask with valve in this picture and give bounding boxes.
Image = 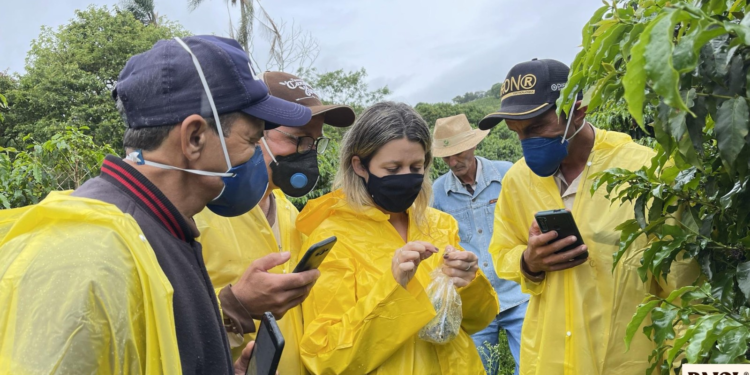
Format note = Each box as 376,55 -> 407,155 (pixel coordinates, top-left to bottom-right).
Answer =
520,103 -> 587,177
125,37 -> 269,217
261,137 -> 320,198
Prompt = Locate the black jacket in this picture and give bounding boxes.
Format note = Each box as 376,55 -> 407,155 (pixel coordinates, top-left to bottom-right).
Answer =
73,155 -> 234,375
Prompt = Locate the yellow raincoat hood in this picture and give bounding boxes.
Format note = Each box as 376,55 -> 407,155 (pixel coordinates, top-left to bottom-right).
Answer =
297,190 -> 499,375
488,128 -> 698,375
296,189 -> 362,236
0,192 -> 181,374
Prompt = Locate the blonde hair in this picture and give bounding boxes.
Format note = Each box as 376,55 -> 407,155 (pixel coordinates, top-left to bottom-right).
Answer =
334,101 -> 433,229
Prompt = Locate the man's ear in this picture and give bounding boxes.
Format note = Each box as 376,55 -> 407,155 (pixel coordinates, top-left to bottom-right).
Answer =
351,156 -> 369,181
180,114 -> 210,162
574,100 -> 588,124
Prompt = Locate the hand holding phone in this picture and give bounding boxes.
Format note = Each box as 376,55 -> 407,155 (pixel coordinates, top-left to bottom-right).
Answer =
231,252 -> 319,320
523,209 -> 589,274
245,312 -> 285,375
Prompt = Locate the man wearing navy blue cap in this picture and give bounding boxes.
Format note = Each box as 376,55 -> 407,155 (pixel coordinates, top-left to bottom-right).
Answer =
480,59 -> 697,374
0,35 -> 318,374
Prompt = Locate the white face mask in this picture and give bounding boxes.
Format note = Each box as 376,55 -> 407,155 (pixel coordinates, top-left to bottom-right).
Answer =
125,37 -> 234,179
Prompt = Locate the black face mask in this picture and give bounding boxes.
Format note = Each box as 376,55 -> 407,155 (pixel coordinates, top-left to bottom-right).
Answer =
265,142 -> 320,197
365,172 -> 424,213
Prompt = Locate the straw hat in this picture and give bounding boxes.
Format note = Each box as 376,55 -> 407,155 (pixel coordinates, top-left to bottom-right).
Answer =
432,114 -> 490,158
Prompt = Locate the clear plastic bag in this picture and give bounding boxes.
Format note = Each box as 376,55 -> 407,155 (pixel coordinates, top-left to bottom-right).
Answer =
418,262 -> 463,344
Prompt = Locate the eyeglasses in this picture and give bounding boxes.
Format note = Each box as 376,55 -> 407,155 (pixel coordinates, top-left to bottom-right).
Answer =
272,128 -> 329,155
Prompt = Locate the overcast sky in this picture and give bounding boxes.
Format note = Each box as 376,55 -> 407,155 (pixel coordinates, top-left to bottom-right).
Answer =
0,0 -> 602,105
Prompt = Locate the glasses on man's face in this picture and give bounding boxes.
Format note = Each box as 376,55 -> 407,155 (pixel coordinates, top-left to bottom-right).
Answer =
272,128 -> 329,155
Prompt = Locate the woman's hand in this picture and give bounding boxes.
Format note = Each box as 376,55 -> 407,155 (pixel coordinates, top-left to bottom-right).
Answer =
391,241 -> 439,288
442,246 -> 478,287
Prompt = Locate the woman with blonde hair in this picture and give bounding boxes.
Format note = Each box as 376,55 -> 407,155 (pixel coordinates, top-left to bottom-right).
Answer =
296,102 -> 499,374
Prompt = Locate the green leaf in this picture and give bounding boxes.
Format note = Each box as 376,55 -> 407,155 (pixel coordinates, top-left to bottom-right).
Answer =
712,271 -> 737,306
557,70 -> 584,115
635,195 -> 648,229
614,219 -> 643,269
652,237 -> 686,280
591,171 -> 616,195
649,197 -> 665,223
592,19 -> 619,37
729,0 -> 744,15
625,299 -> 660,350
680,205 -> 701,233
677,133 -> 702,168
706,0 -> 728,15
672,20 -> 727,73
673,167 -> 697,191
715,98 -> 749,171
666,285 -> 699,304
651,306 -> 678,344
587,23 -> 627,76
644,9 -> 694,116
583,5 -> 611,50
622,23 -> 647,59
624,12 -> 664,129
692,304 -> 721,313
666,90 -> 695,145
713,326 -> 749,363
725,21 -> 750,45
686,95 -> 707,154
737,261 -> 750,300
686,314 -> 725,363
667,312 -> 704,363
0,193 -> 10,209
584,71 -> 617,110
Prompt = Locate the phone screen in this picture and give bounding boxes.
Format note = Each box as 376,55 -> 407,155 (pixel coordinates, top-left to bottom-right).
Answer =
245,320 -> 278,375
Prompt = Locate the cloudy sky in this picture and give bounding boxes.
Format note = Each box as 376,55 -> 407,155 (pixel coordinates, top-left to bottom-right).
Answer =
0,0 -> 602,105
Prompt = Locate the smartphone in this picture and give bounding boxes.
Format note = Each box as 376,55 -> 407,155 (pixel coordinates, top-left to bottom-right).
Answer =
292,236 -> 337,273
534,209 -> 589,261
245,312 -> 285,375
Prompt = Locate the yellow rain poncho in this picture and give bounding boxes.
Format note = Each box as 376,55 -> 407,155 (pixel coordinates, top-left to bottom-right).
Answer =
296,190 -> 499,375
195,189 -> 307,375
488,128 -> 699,375
0,192 -> 180,374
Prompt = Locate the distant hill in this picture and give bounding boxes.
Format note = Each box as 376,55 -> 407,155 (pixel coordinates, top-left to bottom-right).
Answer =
463,95 -> 500,113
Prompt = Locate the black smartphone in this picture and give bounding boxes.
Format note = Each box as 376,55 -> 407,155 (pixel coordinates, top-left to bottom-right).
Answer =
292,236 -> 337,273
534,209 -> 589,261
245,312 -> 285,375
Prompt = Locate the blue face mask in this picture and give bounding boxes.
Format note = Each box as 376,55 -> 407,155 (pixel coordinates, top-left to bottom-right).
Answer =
521,136 -> 569,177
126,37 -> 269,217
207,145 -> 268,217
520,105 -> 586,177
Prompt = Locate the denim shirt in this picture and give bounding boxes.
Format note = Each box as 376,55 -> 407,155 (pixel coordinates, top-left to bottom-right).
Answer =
432,157 -> 530,312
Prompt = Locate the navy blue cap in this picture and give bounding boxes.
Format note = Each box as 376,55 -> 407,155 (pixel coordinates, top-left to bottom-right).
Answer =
113,35 -> 311,129
478,58 -> 573,130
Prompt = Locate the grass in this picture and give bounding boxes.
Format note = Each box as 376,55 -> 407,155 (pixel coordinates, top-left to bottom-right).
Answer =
478,329 -> 517,375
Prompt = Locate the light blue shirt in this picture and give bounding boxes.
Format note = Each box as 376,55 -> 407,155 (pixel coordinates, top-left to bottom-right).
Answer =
432,156 -> 530,312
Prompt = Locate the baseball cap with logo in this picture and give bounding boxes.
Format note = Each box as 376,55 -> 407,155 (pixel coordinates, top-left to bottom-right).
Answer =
113,35 -> 311,130
260,71 -> 356,128
478,58 -> 571,130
